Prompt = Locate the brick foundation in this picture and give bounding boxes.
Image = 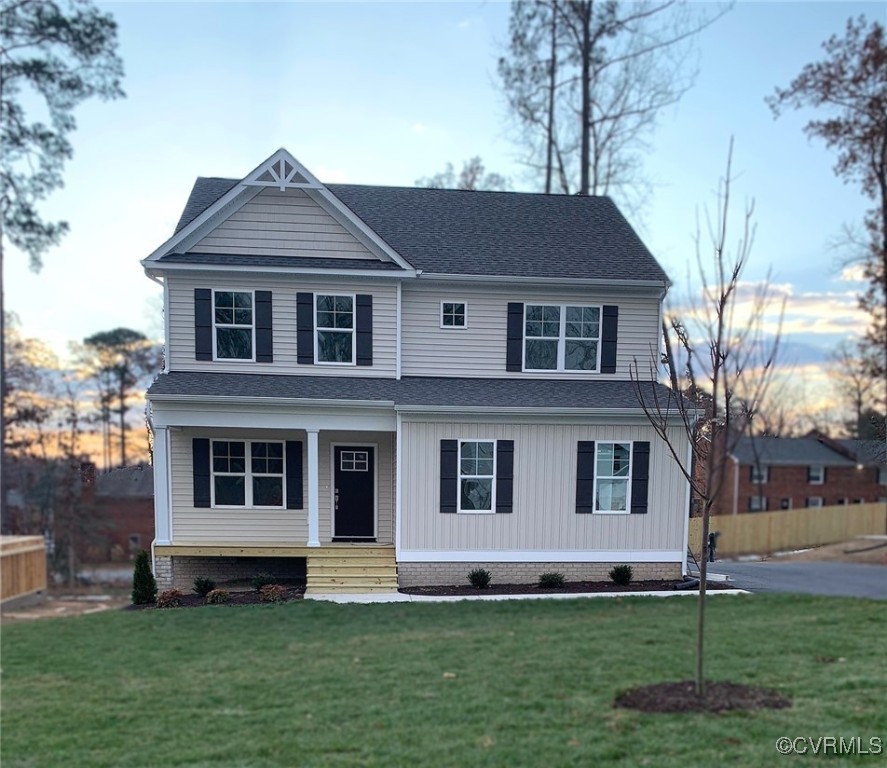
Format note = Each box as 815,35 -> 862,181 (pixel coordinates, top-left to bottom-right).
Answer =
153,556 -> 306,591
396,561 -> 681,587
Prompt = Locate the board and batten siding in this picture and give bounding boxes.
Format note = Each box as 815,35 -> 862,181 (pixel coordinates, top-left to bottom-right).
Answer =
190,188 -> 375,259
401,283 -> 660,379
166,274 -> 397,375
399,421 -> 688,553
169,428 -> 394,545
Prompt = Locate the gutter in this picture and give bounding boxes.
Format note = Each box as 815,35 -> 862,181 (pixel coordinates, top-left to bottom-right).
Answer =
142,262 -> 417,279
417,272 -> 670,290
147,393 -> 396,409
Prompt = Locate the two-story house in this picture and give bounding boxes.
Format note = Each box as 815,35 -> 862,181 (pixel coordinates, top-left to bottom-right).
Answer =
143,149 -> 690,594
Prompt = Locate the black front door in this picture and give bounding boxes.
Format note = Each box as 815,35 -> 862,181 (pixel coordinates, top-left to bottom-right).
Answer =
333,446 -> 375,539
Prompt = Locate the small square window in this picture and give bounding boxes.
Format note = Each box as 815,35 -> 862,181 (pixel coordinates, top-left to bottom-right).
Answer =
779,498 -> 791,510
340,450 -> 369,472
441,302 -> 467,328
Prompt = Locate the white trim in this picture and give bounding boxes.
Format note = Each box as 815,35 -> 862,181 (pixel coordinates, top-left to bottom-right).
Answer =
330,442 -> 378,539
307,429 -> 320,547
145,263 -> 416,278
457,439 -> 497,514
211,288 -> 256,363
395,413 -> 403,556
153,425 -> 171,544
440,300 -> 468,329
241,148 -> 325,191
208,438 -> 286,509
314,292 -> 356,366
395,282 -> 402,380
523,303 -> 602,373
397,549 -> 684,563
162,277 -> 170,374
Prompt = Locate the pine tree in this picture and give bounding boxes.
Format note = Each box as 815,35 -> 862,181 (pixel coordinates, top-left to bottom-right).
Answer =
131,549 -> 157,605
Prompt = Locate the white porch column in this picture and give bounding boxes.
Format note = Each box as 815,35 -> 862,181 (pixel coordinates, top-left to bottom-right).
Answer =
153,425 -> 172,544
307,428 -> 320,547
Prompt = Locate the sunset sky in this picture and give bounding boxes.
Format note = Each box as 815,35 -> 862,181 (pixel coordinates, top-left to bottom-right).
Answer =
5,0 -> 879,431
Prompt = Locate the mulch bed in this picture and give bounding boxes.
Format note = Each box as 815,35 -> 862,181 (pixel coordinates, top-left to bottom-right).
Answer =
400,579 -> 731,597
125,585 -> 305,610
614,680 -> 792,713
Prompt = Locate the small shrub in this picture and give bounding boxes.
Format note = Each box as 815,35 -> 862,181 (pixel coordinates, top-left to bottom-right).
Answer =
538,572 -> 565,588
609,564 -> 634,586
467,568 -> 492,589
259,584 -> 287,603
251,572 -> 277,591
156,589 -> 183,608
205,589 -> 230,605
131,549 -> 157,605
192,577 -> 216,597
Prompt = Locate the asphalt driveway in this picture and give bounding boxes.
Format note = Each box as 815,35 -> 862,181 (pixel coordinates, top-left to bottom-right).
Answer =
709,561 -> 887,600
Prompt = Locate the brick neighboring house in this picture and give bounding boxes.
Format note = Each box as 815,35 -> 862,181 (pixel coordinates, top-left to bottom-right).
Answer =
715,436 -> 887,515
81,464 -> 155,561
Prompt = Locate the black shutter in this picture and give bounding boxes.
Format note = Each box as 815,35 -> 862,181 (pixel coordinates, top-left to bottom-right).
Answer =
749,466 -> 756,482
255,291 -> 273,363
600,305 -> 619,373
195,289 -> 213,361
506,302 -> 524,371
296,292 -> 314,364
192,438 -> 211,508
576,441 -> 596,513
823,467 -> 828,483
285,441 -> 303,510
496,440 -> 514,514
356,294 -> 373,366
630,441 -> 650,514
440,440 -> 458,513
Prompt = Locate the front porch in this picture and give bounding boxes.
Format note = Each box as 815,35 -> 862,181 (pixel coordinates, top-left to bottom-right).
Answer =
153,543 -> 398,594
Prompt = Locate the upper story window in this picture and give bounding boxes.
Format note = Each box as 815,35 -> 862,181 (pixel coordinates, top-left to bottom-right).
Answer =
214,291 -> 254,360
441,301 -> 467,328
316,294 -> 354,364
524,304 -> 600,371
750,465 -> 769,484
807,465 -> 825,485
212,440 -> 284,508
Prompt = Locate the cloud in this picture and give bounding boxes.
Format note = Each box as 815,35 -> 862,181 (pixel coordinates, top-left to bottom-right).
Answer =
411,122 -> 429,134
839,263 -> 867,283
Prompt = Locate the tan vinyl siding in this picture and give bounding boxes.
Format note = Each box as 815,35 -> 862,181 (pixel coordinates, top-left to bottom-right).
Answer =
399,421 -> 688,553
167,274 -> 397,375
190,188 -> 375,259
401,283 -> 660,380
170,428 -> 394,545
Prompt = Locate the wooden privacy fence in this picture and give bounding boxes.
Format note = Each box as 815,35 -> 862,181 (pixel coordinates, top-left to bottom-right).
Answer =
1,536 -> 48,603
688,502 -> 887,559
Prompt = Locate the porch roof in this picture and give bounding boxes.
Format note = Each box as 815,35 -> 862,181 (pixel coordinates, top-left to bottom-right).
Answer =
147,371 -> 679,411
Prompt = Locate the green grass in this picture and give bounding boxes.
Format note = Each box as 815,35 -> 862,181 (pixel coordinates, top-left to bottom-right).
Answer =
2,595 -> 884,767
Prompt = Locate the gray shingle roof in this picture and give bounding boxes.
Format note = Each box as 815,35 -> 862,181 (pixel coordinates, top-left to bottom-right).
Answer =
731,437 -> 856,466
95,465 -> 154,498
166,177 -> 668,282
147,371 -> 677,411
837,438 -> 887,465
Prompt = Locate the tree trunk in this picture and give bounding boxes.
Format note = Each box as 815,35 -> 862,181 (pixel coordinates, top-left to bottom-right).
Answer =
0,237 -> 7,532
579,1 -> 592,195
545,0 -> 558,194
696,499 -> 710,696
119,381 -> 126,467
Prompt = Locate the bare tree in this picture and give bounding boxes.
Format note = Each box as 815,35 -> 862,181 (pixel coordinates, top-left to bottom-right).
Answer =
828,340 -> 883,438
416,157 -> 511,191
630,140 -> 784,696
499,0 -> 727,206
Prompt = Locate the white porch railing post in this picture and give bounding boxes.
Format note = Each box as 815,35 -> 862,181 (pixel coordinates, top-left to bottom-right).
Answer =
153,426 -> 171,544
307,429 -> 320,547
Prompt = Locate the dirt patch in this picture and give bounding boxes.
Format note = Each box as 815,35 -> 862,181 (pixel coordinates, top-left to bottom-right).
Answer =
400,579 -> 732,597
766,538 -> 887,566
1,595 -> 130,622
614,680 -> 792,713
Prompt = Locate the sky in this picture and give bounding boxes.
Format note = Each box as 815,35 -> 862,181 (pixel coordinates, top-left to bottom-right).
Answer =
5,0 -> 882,420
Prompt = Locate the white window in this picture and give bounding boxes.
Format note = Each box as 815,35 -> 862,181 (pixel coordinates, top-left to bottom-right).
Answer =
459,440 -> 496,513
878,467 -> 887,485
524,304 -> 601,372
750,465 -> 769,484
212,440 -> 284,508
440,301 -> 467,328
807,465 -> 825,484
315,294 -> 355,364
806,497 -> 824,508
595,442 -> 632,513
748,496 -> 767,512
213,290 -> 254,360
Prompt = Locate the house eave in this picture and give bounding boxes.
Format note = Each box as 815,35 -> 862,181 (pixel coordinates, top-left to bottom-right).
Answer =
148,393 -> 396,409
143,262 -> 417,279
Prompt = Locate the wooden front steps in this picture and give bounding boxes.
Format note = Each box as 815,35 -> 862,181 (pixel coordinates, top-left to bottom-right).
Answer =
306,547 -> 398,594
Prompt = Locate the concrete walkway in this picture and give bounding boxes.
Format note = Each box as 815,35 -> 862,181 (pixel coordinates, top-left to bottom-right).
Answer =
305,588 -> 748,604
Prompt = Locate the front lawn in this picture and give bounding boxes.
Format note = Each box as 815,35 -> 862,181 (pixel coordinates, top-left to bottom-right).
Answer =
2,594 -> 884,767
